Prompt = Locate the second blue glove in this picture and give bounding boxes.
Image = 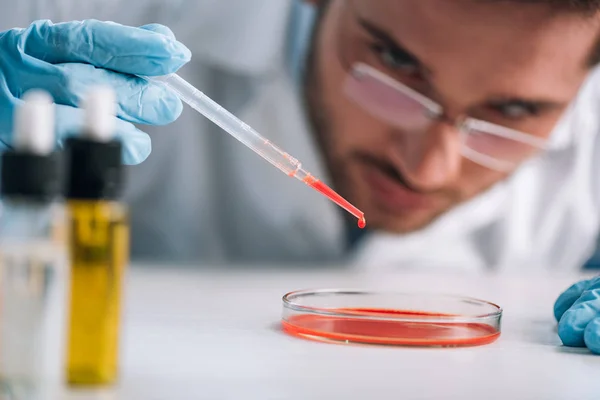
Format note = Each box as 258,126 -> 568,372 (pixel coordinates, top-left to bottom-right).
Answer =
554,276 -> 600,354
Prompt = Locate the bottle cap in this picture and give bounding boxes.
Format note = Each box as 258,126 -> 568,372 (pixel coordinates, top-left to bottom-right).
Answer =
13,90 -> 55,155
1,90 -> 61,201
65,86 -> 123,200
81,86 -> 116,142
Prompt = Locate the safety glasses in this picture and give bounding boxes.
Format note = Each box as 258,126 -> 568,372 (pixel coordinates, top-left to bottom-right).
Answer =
344,63 -> 548,172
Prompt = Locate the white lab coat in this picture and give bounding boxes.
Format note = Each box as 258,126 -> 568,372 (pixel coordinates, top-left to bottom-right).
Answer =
2,0 -> 600,270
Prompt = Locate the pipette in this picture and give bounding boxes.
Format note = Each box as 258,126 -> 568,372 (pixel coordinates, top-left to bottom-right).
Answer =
146,73 -> 366,228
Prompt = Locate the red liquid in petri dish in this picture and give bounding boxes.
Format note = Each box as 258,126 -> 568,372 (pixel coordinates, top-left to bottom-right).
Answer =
282,308 -> 500,347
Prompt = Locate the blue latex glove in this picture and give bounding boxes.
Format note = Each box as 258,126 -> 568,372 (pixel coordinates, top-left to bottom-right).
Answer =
554,276 -> 600,354
0,20 -> 191,164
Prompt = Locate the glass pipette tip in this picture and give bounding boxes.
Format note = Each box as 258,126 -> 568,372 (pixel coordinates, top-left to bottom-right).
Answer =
145,73 -> 366,228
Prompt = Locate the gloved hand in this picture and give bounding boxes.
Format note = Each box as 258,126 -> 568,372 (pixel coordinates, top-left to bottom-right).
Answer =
0,20 -> 191,164
554,276 -> 600,354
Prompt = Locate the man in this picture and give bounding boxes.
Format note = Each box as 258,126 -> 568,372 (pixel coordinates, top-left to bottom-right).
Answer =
0,0 -> 598,352
303,0 -> 600,271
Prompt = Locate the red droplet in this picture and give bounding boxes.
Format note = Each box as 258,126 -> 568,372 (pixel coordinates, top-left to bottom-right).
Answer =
358,216 -> 366,229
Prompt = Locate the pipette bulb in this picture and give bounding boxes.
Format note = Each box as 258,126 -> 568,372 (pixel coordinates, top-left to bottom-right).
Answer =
14,90 -> 55,155
82,86 -> 116,142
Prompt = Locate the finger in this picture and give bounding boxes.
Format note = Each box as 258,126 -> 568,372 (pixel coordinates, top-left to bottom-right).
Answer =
554,278 -> 593,322
557,280 -> 600,348
138,24 -> 176,39
49,63 -> 182,125
584,317 -> 600,355
21,20 -> 191,76
55,104 -> 151,165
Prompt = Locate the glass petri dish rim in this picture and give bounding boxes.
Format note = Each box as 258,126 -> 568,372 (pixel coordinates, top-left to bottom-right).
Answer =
282,288 -> 503,324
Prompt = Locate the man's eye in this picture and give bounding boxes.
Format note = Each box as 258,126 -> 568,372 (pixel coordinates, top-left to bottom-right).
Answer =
494,102 -> 540,119
371,44 -> 419,74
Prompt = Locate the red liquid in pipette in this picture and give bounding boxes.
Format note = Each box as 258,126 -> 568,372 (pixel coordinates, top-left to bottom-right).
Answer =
304,176 -> 366,229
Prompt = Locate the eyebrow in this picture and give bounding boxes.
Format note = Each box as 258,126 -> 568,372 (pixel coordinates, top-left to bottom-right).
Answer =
357,18 -> 431,73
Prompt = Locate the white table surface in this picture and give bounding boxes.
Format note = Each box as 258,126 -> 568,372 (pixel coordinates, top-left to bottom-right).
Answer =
58,265 -> 600,400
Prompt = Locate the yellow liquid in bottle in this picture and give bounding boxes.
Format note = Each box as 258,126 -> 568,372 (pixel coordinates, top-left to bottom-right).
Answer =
66,200 -> 128,386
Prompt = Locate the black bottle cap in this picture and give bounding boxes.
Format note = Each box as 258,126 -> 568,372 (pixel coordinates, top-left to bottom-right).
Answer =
1,151 -> 62,202
65,137 -> 123,200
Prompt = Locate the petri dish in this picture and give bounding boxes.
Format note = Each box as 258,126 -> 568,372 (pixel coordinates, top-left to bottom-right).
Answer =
281,289 -> 502,347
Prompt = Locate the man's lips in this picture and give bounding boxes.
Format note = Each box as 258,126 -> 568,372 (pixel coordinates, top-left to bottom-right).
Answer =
358,156 -> 440,211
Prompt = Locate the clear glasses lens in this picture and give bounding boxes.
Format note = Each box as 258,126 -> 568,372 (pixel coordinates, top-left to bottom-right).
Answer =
462,124 -> 541,170
344,66 -> 434,132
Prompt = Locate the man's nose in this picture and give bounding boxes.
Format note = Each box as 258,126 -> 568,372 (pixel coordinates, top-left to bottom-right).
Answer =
393,121 -> 462,191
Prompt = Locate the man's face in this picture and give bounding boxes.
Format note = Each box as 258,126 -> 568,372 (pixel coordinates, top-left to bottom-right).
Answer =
305,0 -> 600,232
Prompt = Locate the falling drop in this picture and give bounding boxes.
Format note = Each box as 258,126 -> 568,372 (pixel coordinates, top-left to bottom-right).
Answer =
358,216 -> 366,229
